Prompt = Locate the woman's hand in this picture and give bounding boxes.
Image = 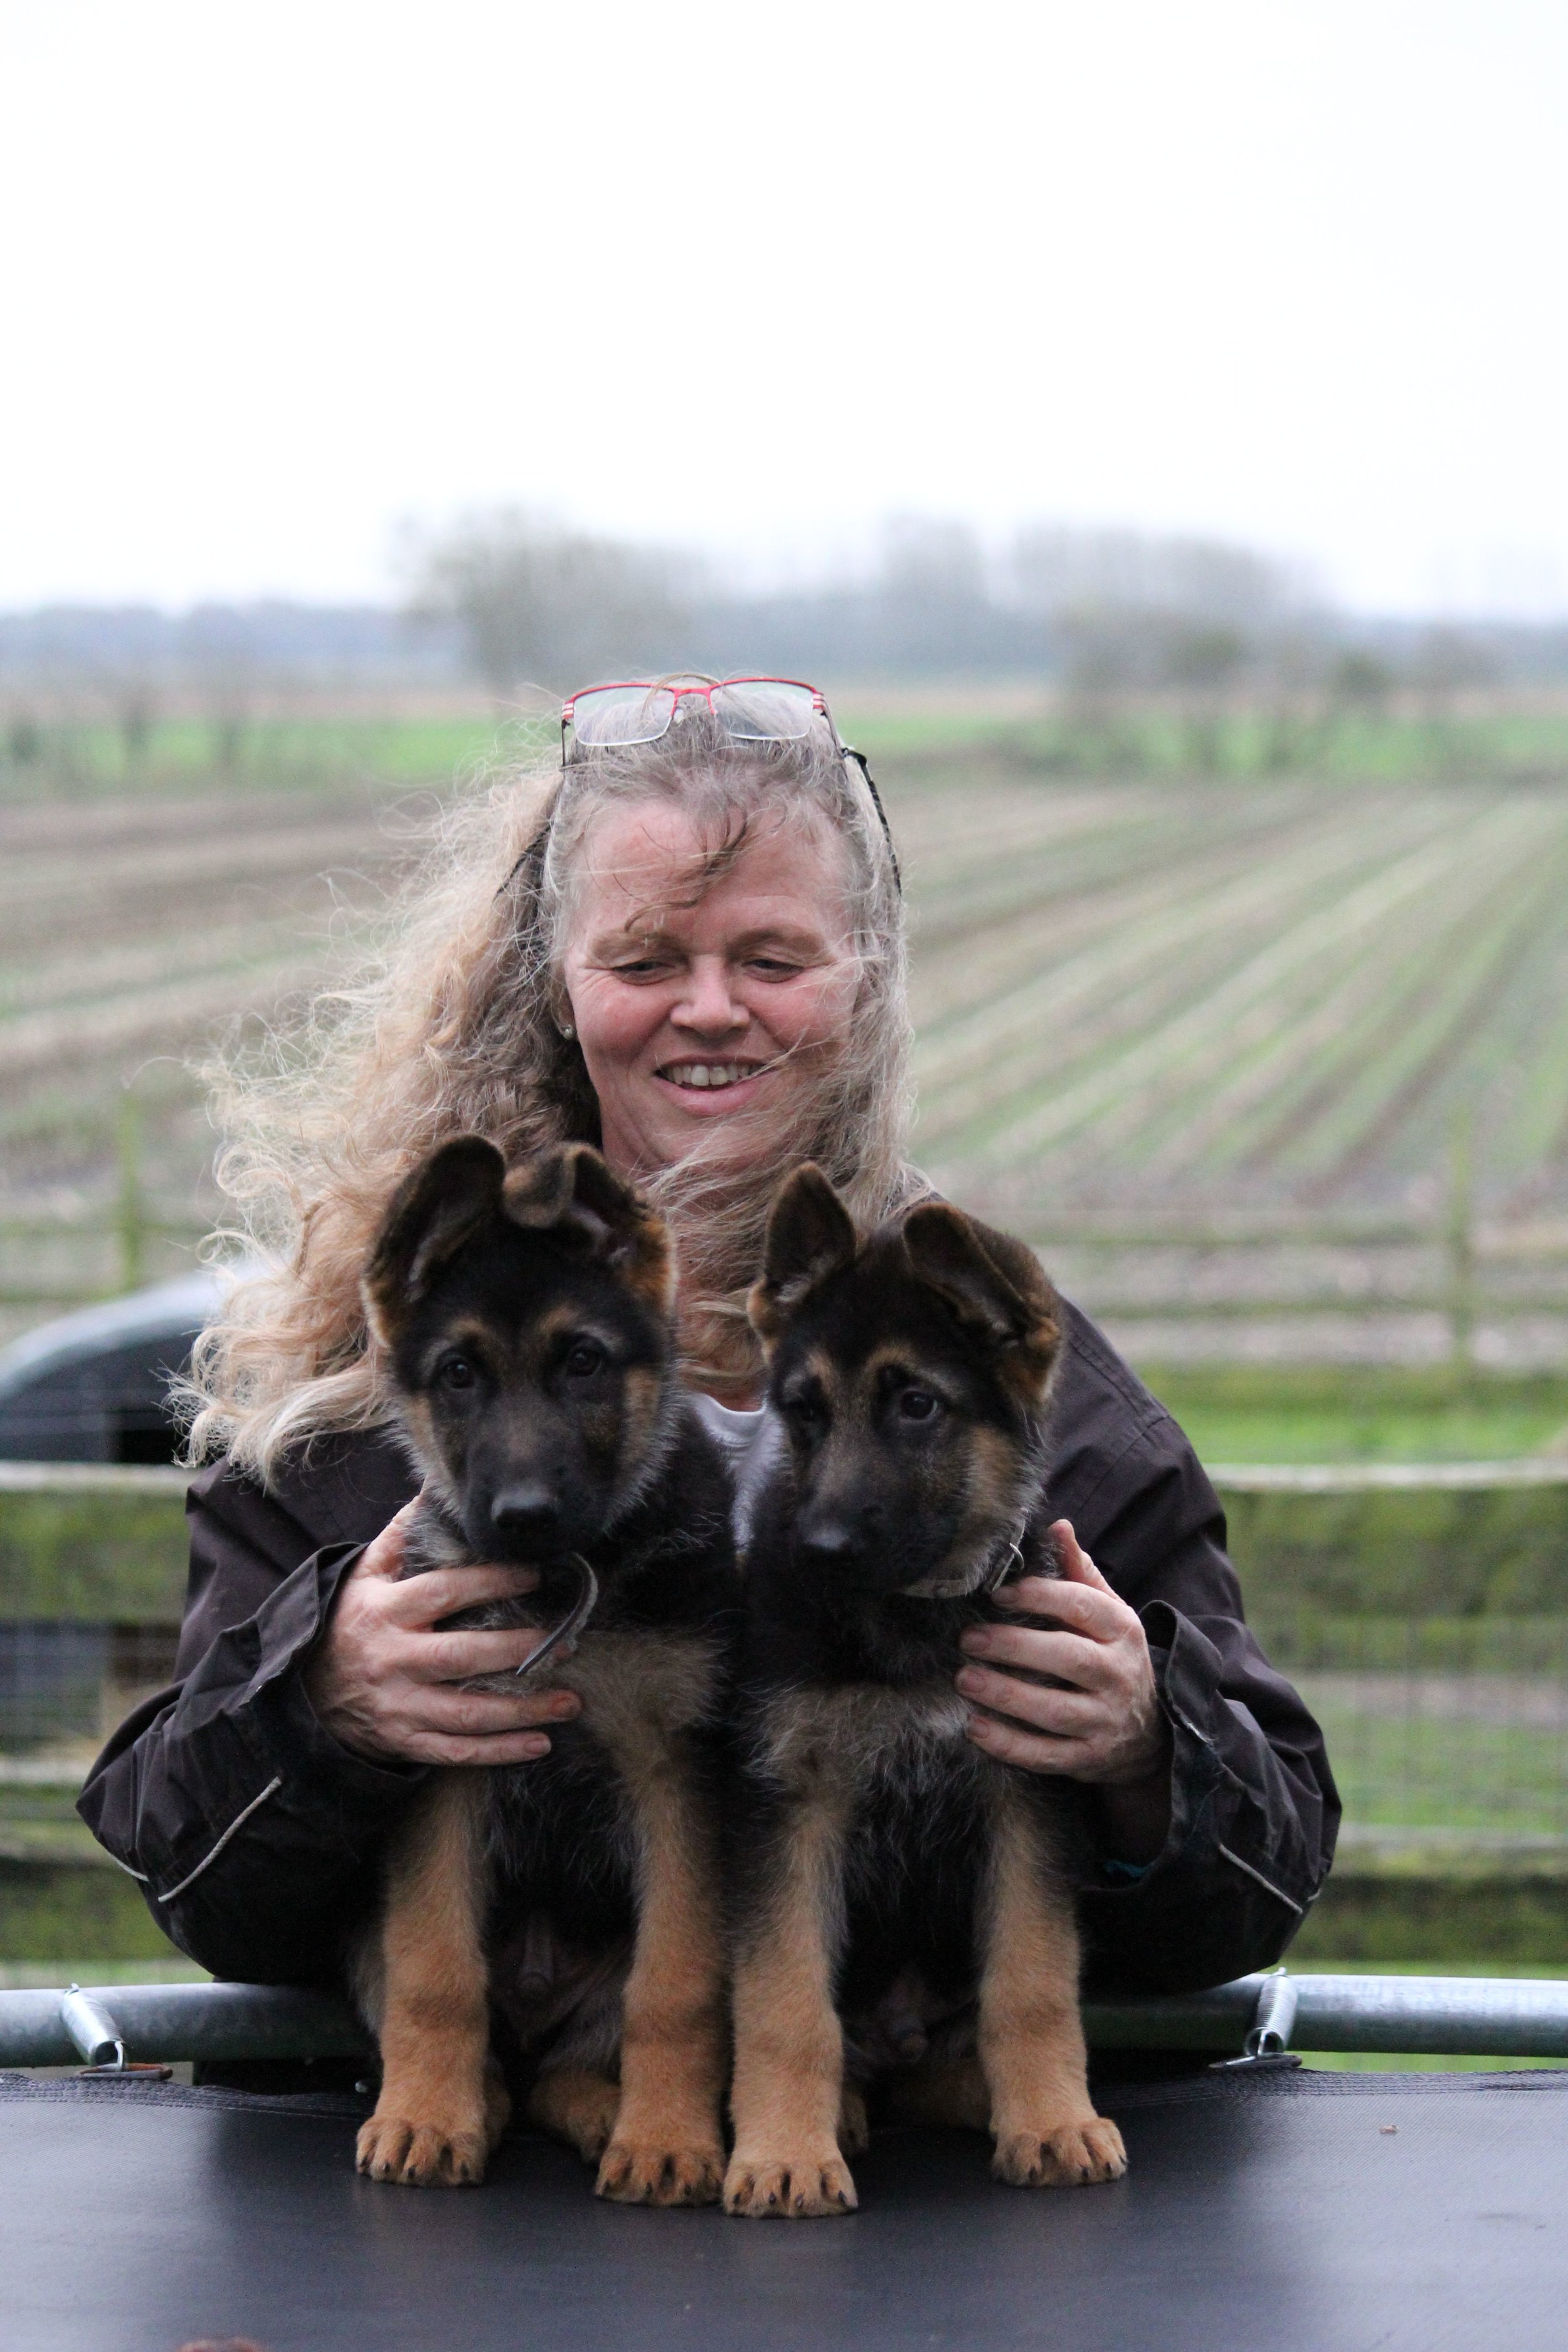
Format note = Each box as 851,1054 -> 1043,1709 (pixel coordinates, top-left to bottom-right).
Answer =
956,1519 -> 1172,1862
304,1500 -> 583,1767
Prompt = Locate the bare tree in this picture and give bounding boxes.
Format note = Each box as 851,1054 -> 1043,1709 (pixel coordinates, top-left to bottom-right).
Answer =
1162,622 -> 1250,773
1010,526 -> 1298,630
410,510 -> 692,695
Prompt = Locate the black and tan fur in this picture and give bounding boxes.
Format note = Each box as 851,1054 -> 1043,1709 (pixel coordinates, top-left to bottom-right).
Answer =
723,1165 -> 1126,2217
352,1138 -> 738,2201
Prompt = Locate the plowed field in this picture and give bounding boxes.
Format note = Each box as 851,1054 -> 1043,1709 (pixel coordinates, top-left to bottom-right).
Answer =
5,763 -> 1568,1354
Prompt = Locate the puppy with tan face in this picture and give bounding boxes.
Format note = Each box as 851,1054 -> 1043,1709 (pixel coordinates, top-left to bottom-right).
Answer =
351,1139 -> 739,2202
723,1165 -> 1126,2218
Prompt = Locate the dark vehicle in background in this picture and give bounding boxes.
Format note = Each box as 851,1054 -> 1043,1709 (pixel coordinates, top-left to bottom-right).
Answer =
0,1274 -> 222,1463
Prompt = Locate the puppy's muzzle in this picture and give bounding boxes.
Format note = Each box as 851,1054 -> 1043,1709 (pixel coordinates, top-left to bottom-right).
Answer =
489,1481 -> 563,1549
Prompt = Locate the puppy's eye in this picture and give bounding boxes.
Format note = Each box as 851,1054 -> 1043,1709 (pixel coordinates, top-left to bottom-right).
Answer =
898,1388 -> 941,1423
438,1355 -> 477,1392
564,1339 -> 608,1379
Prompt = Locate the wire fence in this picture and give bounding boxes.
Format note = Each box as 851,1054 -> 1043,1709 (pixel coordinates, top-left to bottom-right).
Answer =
0,1622 -> 179,1753
1258,1616 -> 1568,1838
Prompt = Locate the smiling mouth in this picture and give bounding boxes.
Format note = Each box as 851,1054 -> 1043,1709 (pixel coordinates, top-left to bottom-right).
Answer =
655,1060 -> 768,1091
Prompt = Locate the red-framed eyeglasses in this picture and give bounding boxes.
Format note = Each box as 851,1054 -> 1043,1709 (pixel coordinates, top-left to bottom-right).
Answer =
561,675 -> 830,758
557,673 -> 900,889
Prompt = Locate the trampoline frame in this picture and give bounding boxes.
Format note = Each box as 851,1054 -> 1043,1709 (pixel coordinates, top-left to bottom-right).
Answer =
6,1968 -> 1568,2072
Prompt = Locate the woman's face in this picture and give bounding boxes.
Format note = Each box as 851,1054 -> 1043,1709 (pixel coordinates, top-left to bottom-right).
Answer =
559,800 -> 861,1181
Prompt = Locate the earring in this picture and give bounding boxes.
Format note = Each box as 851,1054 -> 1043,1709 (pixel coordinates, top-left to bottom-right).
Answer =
559,1020 -> 575,1040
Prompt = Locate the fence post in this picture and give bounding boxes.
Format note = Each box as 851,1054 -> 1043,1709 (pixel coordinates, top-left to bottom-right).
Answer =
114,1095 -> 147,1295
1446,1112 -> 1476,1375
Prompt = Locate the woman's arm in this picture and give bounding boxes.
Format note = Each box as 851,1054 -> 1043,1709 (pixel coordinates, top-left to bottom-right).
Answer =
951,1311 -> 1340,1996
77,1452 -> 577,1983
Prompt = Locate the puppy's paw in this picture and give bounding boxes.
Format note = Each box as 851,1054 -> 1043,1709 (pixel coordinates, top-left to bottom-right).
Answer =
838,2084 -> 871,2159
992,2115 -> 1127,2189
596,2136 -> 726,2207
526,2066 -> 620,2164
356,2109 -> 487,2187
484,2063 -> 512,2152
723,2145 -> 858,2218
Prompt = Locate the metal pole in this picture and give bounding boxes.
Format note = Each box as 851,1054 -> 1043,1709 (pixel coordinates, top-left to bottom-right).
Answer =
0,1981 -> 370,2069
7,1971 -> 1568,2072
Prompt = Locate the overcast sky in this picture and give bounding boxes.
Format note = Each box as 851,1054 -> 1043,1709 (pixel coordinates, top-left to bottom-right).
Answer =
3,0 -> 1565,616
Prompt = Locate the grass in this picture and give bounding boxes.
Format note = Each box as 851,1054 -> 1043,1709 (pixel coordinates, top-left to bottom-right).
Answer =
0,1957 -> 208,1989
995,701 -> 1568,787
9,693 -> 1568,803
0,1862 -> 183,1963
1143,1365 -> 1568,1464
1,711 -> 526,800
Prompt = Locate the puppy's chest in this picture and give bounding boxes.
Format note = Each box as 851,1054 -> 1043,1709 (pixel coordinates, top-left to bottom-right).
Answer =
751,1682 -> 980,1811
554,1629 -> 723,1777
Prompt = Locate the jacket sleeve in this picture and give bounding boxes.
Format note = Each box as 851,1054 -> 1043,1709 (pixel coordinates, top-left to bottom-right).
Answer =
76,1458 -> 426,1984
1047,1319 -> 1340,1996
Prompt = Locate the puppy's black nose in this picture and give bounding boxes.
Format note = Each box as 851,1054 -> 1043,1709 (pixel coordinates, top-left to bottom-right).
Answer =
489,1483 -> 561,1545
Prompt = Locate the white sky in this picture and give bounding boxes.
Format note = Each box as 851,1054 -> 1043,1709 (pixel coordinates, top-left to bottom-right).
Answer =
2,0 -> 1565,616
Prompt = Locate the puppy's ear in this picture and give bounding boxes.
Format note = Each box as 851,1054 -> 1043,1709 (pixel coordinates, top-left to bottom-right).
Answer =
363,1136 -> 506,1350
902,1204 -> 1062,1405
504,1143 -> 673,1315
749,1163 -> 858,1347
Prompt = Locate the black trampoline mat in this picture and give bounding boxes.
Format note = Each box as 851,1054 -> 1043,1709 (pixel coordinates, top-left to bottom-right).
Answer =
6,2068 -> 1568,2352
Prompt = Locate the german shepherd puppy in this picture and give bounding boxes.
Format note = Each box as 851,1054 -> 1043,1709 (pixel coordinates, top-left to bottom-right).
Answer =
723,1165 -> 1126,2217
352,1137 -> 738,2203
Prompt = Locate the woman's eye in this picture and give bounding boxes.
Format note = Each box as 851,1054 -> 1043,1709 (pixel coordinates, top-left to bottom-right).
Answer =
898,1389 -> 941,1423
439,1355 -> 477,1392
565,1340 -> 608,1379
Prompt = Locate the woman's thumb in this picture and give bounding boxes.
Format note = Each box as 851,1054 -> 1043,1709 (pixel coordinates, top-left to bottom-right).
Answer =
1049,1518 -> 1112,1590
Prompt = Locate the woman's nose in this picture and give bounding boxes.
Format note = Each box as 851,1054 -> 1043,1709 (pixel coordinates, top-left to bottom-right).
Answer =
671,958 -> 747,1036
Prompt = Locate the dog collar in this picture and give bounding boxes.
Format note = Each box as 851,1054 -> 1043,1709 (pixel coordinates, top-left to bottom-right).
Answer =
512,1554 -> 600,1678
898,1525 -> 1026,1602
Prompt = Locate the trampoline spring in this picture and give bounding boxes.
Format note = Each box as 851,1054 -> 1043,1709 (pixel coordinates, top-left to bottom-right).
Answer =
1212,1969 -> 1303,2072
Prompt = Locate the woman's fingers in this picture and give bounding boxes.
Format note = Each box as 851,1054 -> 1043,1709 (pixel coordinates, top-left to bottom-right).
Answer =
1046,1518 -> 1116,1591
992,1574 -> 1131,1641
955,1663 -> 1103,1739
408,1681 -> 580,1739
964,1711 -> 1082,1772
352,1500 -> 421,1581
379,1560 -> 541,1627
958,1620 -> 1116,1688
417,1623 -> 568,1682
958,1518 -> 1168,1786
401,1729 -> 563,1767
306,1518 -> 569,1764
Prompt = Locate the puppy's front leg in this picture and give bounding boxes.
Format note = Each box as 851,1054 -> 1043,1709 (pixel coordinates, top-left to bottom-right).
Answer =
724,1792 -> 857,2218
595,1769 -> 728,2208
357,1770 -> 506,2187
977,1790 -> 1126,2190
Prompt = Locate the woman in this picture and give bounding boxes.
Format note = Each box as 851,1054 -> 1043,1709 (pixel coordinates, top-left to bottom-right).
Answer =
80,677 -> 1336,2002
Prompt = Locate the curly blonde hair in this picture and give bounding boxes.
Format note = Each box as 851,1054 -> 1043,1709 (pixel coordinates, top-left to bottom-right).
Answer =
181,709 -> 917,1479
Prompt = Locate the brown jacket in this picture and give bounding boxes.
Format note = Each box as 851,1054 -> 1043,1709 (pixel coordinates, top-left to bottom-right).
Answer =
78,1300 -> 1338,1996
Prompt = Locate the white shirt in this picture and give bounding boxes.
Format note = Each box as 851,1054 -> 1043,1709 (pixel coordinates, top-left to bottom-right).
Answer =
688,1392 -> 784,1557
